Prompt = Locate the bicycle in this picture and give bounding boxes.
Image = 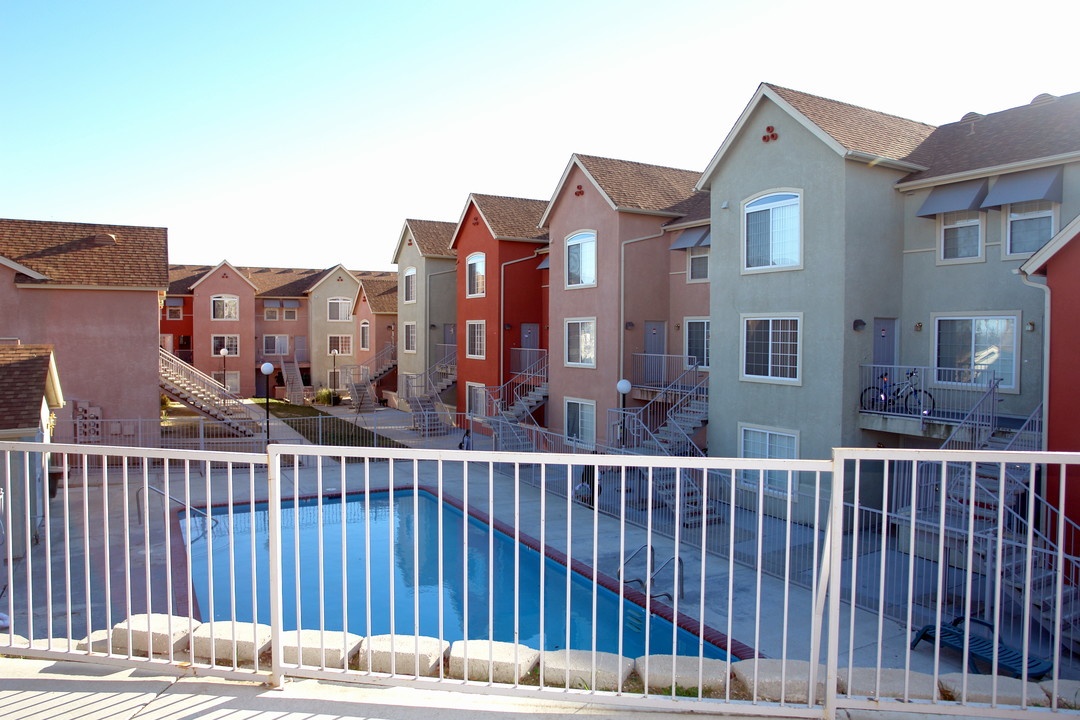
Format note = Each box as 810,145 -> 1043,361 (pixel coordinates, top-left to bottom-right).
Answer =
860,368 -> 935,416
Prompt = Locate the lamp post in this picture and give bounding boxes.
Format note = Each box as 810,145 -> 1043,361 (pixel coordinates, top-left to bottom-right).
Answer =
330,349 -> 339,406
260,362 -> 274,447
616,378 -> 631,448
219,346 -> 229,389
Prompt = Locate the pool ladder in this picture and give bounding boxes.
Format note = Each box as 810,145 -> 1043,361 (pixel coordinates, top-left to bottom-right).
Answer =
617,544 -> 684,602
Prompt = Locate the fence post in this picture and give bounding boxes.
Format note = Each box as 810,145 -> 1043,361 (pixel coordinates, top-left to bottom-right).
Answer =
821,450 -> 848,719
267,445 -> 284,688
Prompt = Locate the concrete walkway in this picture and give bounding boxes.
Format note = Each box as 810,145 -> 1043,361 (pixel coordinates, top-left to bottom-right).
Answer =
0,656 -> 747,720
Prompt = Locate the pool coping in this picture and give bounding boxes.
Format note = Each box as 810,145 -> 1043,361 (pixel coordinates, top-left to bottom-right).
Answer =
175,480 -> 759,662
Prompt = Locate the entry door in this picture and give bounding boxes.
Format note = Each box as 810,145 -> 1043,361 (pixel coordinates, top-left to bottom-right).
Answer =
520,323 -> 539,350
444,323 -> 456,346
873,318 -> 897,369
644,321 -> 666,385
159,334 -> 173,353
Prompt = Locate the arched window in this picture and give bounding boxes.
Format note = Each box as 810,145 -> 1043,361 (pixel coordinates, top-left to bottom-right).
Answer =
743,192 -> 801,271
566,231 -> 596,287
403,267 -> 417,303
466,253 -> 486,297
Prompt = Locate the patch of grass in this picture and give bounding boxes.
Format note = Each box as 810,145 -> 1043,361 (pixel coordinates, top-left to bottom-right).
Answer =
265,399 -> 323,419
268,400 -> 407,450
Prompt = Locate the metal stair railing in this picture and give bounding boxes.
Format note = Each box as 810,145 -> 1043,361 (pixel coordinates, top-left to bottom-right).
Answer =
654,375 -> 708,457
607,359 -> 704,454
483,350 -> 548,422
940,378 -> 1002,451
1002,403 -> 1043,452
159,347 -> 245,413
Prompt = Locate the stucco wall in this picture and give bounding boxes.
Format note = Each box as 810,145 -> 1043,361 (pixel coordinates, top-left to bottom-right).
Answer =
192,267 -> 257,396
308,269 -> 359,392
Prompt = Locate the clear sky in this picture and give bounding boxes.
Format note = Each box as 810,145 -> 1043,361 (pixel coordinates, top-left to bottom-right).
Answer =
2,0 -> 1076,272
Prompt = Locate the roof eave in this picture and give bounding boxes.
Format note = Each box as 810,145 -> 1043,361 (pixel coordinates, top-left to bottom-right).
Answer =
539,155 -> 619,227
0,255 -> 49,280
844,150 -> 927,172
896,151 -> 1080,192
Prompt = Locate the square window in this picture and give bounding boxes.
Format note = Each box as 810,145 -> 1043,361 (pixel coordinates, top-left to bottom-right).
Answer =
328,297 -> 352,322
328,335 -> 352,355
1007,201 -> 1054,255
941,211 -> 982,260
739,425 -> 797,496
211,295 -> 239,320
566,232 -> 596,287
466,320 -> 485,359
263,335 -> 288,356
565,318 -> 596,367
166,306 -> 182,321
283,307 -> 298,321
935,315 -> 1017,389
211,335 -> 239,356
742,316 -> 799,381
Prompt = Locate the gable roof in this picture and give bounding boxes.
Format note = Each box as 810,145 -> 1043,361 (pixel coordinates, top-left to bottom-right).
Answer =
0,344 -> 64,432
189,260 -> 259,292
168,264 -> 394,297
698,83 -> 935,189
541,154 -> 701,226
391,219 -> 458,263
357,277 -> 398,314
451,194 -> 549,249
0,218 -> 168,289
897,91 -> 1080,187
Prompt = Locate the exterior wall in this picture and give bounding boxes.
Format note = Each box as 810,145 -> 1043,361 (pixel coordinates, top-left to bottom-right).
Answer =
895,162 -> 1077,423
0,265 -> 162,425
192,268 -> 257,396
253,295 -> 310,371
159,296 -> 193,361
706,98 -> 855,462
547,164 -> 670,443
308,269 -> 359,393
453,203 -> 545,412
623,233 -> 670,395
667,232 -> 711,372
394,237 -> 456,384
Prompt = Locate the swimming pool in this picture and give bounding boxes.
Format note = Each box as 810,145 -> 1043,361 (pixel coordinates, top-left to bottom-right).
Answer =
182,488 -> 729,660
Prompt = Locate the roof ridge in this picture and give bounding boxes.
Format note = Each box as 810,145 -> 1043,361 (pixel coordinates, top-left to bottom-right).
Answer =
765,83 -> 937,131
575,152 -> 701,175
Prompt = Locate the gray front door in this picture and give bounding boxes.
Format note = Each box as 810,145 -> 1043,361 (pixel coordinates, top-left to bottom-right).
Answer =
873,318 -> 897,367
644,321 -> 666,385
444,324 -> 456,345
521,323 -> 539,350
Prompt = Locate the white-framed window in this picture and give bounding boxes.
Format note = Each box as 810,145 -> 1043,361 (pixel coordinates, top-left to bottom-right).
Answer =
403,322 -> 417,353
466,254 -> 486,297
466,320 -> 485,359
403,267 -> 417,303
466,382 -> 487,417
360,321 -> 370,351
743,192 -> 801,272
211,295 -> 239,320
565,398 -> 596,447
1006,201 -> 1055,256
211,334 -> 239,356
739,424 -> 798,497
166,306 -> 183,321
213,371 -> 241,393
564,318 -> 596,367
264,307 -> 279,321
741,314 -> 800,383
688,246 -> 709,282
934,314 -> 1017,390
566,231 -> 597,288
939,210 -> 984,262
685,318 -> 710,369
328,369 -> 342,391
283,307 -> 298,321
263,334 -> 288,356
328,297 -> 352,322
328,335 -> 353,356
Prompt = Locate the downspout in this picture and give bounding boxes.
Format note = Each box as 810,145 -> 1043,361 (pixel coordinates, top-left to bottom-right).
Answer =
501,252 -> 542,387
1017,267 -> 1050,451
619,229 -> 667,384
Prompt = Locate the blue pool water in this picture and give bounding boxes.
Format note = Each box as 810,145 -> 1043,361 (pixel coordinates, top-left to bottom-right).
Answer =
183,489 -> 727,660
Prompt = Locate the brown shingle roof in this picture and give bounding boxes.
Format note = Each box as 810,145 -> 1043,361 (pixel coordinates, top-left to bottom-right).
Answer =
471,194 -> 549,241
662,192 -> 711,225
0,344 -> 55,431
0,218 -> 168,288
167,265 -> 394,296
406,219 -> 457,257
358,277 -> 398,314
767,84 -> 937,164
898,91 -> 1080,184
575,155 -> 701,214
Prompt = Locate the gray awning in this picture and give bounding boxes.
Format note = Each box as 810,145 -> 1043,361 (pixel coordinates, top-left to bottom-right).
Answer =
282,299 -> 300,308
669,227 -> 710,250
164,297 -> 183,306
536,257 -> 550,270
263,299 -> 281,308
981,166 -> 1063,209
916,179 -> 989,217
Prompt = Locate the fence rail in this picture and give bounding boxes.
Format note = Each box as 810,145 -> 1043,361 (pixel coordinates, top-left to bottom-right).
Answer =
2,441 -> 1079,718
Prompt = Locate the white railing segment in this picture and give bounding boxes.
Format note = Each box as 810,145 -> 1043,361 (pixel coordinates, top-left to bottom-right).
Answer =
159,347 -> 246,412
3,440 -> 1080,717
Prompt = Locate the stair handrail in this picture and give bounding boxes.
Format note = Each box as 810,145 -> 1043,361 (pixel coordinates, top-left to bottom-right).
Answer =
159,347 -> 244,411
940,377 -> 1002,451
1002,403 -> 1043,452
650,554 -> 684,601
608,359 -> 703,452
617,543 -> 655,586
483,350 -> 549,419
658,375 -> 709,457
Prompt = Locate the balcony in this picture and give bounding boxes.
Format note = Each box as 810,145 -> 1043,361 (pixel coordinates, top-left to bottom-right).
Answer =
857,364 -> 1001,438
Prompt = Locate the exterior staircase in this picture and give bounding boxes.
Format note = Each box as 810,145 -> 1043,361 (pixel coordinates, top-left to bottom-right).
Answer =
158,348 -> 255,437
346,342 -> 397,412
283,357 -> 309,405
482,351 -> 548,425
609,364 -> 707,457
401,346 -> 457,436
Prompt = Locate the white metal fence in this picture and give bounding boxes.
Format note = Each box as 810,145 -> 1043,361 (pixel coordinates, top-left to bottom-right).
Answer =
1,441 -> 1078,717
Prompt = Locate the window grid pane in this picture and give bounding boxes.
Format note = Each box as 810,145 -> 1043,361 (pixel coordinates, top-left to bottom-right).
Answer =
467,322 -> 485,358
744,317 -> 798,379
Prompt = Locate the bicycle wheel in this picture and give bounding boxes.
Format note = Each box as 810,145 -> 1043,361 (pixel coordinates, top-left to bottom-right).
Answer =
861,386 -> 887,411
905,389 -> 935,416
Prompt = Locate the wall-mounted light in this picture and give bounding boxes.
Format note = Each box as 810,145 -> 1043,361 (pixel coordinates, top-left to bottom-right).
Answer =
674,323 -> 681,331
504,323 -> 512,330
852,319 -> 866,332
430,324 -> 437,329
625,321 -> 635,330
1026,321 -> 1036,332
720,201 -> 729,210
914,322 -> 923,332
